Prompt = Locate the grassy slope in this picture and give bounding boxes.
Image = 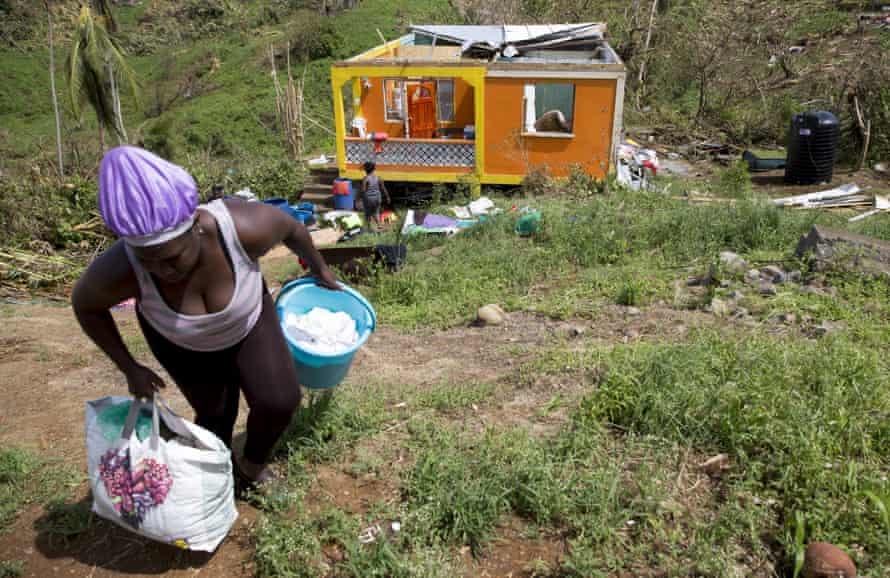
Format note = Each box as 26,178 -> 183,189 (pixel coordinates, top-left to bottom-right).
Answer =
0,0 -> 454,176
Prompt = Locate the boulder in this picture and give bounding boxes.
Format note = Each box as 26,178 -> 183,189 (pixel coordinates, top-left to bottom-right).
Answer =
802,542 -> 856,578
477,304 -> 506,326
720,251 -> 749,273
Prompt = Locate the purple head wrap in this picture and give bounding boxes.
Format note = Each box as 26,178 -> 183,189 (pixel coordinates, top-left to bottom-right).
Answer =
99,146 -> 198,246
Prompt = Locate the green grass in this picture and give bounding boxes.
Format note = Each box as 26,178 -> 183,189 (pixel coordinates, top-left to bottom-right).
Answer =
361,192 -> 890,329
0,447 -> 83,532
0,560 -> 23,578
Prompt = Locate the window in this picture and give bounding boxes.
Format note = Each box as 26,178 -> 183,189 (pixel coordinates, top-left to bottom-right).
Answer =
436,79 -> 455,123
384,79 -> 404,122
523,83 -> 575,135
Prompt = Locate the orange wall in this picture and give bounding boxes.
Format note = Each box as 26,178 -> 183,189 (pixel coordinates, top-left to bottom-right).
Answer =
357,77 -> 475,138
483,78 -> 617,178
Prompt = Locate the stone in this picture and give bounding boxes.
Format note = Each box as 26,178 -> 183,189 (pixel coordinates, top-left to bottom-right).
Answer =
796,225 -> 890,278
697,453 -> 730,477
802,542 -> 856,578
761,265 -> 787,283
720,251 -> 748,273
779,312 -> 797,325
625,307 -> 642,317
729,290 -> 745,301
759,282 -> 778,296
788,270 -> 802,283
798,286 -> 823,296
477,304 -> 506,326
814,320 -> 845,337
745,269 -> 762,284
874,162 -> 888,173
708,298 -> 732,317
557,324 -> 586,338
732,307 -> 750,319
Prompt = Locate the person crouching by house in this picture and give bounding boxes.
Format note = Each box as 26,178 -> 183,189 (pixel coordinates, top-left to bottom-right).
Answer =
362,161 -> 391,231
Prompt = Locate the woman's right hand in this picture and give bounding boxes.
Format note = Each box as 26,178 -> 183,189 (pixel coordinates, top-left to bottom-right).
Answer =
124,363 -> 166,400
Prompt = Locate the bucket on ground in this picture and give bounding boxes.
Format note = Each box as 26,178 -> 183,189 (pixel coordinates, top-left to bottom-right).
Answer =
275,278 -> 376,389
332,178 -> 355,211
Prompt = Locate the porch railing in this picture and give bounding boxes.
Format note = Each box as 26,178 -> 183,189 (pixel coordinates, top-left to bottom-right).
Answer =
345,138 -> 475,168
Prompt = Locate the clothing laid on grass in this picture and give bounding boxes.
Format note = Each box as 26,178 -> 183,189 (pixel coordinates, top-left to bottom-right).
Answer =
125,199 -> 264,352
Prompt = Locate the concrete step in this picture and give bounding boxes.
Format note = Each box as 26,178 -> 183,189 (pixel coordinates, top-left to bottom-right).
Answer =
308,166 -> 340,181
302,183 -> 336,197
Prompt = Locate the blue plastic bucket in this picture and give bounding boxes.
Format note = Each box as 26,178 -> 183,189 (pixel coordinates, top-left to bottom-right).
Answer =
275,278 -> 376,389
333,192 -> 355,211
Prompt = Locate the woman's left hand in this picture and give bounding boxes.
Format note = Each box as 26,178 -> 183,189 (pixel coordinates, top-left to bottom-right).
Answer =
316,268 -> 341,291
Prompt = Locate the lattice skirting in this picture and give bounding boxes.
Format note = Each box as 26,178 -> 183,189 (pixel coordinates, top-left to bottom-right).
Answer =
346,140 -> 475,167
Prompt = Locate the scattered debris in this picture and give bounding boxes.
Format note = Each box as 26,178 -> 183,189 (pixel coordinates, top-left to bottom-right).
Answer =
773,184 -> 863,208
742,149 -> 786,172
616,140 -> 658,191
802,542 -> 857,578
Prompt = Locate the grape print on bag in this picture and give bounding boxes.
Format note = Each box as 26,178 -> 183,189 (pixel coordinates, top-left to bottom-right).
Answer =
98,448 -> 173,528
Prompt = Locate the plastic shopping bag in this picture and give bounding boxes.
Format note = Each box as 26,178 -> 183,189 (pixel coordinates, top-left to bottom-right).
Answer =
85,395 -> 238,551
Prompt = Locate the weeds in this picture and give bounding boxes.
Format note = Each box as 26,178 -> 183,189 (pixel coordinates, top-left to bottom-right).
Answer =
0,447 -> 83,532
0,561 -> 23,578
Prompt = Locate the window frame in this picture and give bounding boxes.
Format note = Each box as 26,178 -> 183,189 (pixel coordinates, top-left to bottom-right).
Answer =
383,78 -> 405,123
522,82 -> 576,138
435,78 -> 455,124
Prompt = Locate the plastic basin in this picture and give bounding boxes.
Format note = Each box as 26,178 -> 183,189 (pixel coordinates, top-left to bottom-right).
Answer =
275,278 -> 376,389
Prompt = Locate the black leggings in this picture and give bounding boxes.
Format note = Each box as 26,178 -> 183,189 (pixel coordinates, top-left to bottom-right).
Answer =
137,288 -> 300,465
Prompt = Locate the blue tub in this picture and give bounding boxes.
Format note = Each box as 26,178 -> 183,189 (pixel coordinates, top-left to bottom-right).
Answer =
276,278 -> 376,389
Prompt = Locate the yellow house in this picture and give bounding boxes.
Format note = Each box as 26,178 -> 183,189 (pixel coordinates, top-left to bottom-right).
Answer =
331,23 -> 626,187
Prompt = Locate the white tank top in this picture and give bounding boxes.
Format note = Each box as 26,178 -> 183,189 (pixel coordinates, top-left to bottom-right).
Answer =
125,200 -> 264,352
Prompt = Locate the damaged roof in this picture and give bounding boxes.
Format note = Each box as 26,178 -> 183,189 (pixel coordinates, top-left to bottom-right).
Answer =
410,23 -> 608,58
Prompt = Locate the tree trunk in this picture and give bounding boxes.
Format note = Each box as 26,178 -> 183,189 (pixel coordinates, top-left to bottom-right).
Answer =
46,0 -> 65,178
98,122 -> 106,154
107,60 -> 127,145
636,0 -> 658,90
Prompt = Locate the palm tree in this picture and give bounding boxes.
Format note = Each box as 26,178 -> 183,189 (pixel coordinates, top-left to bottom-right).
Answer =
67,5 -> 138,150
45,0 -> 64,178
91,0 -> 118,34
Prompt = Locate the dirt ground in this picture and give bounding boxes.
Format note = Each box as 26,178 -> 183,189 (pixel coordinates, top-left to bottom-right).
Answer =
0,260 -> 722,578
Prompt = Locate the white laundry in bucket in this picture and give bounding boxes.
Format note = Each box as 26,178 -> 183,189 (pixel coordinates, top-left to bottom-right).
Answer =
285,308 -> 358,355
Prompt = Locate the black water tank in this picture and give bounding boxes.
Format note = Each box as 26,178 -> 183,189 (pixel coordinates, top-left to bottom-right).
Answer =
784,111 -> 840,185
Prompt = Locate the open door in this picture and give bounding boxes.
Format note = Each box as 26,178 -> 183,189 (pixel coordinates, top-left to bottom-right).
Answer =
407,82 -> 436,139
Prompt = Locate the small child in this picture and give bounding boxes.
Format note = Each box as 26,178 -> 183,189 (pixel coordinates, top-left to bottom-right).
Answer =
361,161 -> 391,230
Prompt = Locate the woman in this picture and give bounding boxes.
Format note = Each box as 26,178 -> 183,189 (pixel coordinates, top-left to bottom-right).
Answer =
72,146 -> 339,488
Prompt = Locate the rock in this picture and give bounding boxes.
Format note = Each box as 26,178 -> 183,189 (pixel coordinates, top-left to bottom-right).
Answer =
625,307 -> 642,317
761,265 -> 787,284
874,162 -> 888,174
779,312 -> 797,325
731,307 -> 750,319
802,542 -> 856,578
557,324 -> 586,338
745,269 -> 762,284
814,320 -> 845,337
707,298 -> 732,317
477,304 -> 506,326
798,286 -> 823,296
719,279 -> 732,289
759,282 -> 778,296
796,225 -> 890,278
729,290 -> 745,301
720,251 -> 748,273
788,270 -> 802,283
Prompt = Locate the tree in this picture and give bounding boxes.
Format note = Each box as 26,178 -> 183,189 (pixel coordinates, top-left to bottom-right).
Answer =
67,5 -> 138,151
90,0 -> 117,33
45,0 -> 64,178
